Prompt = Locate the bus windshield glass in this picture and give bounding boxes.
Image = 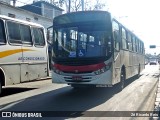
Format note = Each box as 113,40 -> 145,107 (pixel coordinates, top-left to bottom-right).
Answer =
53,23 -> 112,59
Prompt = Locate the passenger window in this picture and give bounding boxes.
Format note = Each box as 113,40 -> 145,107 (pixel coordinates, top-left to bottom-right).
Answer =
32,28 -> 45,46
122,28 -> 127,49
7,21 -> 21,44
128,33 -> 132,51
79,32 -> 87,50
135,38 -> 138,52
113,21 -> 120,51
132,36 -> 136,52
20,24 -> 32,45
0,19 -> 6,44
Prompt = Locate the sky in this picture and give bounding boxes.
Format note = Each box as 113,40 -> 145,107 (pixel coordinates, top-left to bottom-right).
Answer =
15,0 -> 160,54
105,0 -> 160,55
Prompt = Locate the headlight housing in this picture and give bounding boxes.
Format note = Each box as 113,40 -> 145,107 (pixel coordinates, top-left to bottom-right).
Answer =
52,66 -> 62,75
94,62 -> 111,75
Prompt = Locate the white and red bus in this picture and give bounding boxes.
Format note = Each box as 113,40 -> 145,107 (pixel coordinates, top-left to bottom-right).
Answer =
51,11 -> 145,90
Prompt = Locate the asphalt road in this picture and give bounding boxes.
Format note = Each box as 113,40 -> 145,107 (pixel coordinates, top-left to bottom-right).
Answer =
0,65 -> 159,120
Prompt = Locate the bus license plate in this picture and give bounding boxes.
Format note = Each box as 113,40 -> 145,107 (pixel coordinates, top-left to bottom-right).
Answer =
72,76 -> 82,80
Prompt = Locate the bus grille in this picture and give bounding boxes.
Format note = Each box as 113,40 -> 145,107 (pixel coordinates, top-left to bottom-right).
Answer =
64,76 -> 91,82
63,71 -> 92,74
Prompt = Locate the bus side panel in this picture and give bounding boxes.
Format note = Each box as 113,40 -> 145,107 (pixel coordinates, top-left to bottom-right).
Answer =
133,53 -> 138,76
22,46 -> 48,81
128,51 -> 134,78
20,63 -> 29,82
139,54 -> 145,73
2,65 -> 21,85
112,50 -> 121,85
28,63 -> 48,80
0,45 -> 22,85
122,50 -> 130,80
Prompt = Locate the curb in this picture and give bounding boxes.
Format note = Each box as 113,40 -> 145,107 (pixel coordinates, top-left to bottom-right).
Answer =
152,71 -> 160,120
40,76 -> 52,80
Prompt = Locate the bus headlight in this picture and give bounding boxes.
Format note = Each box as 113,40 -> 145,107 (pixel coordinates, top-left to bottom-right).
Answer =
94,68 -> 105,75
94,70 -> 101,75
52,66 -> 62,75
55,69 -> 62,74
94,63 -> 111,75
100,68 -> 105,73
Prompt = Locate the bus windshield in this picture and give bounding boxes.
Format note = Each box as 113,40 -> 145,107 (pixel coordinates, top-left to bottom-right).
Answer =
53,23 -> 112,59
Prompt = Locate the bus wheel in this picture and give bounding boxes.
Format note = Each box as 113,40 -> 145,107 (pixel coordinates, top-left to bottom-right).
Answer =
0,80 -> 2,95
137,65 -> 140,78
118,69 -> 125,91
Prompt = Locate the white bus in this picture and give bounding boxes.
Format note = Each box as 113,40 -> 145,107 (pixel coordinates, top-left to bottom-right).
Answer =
51,11 -> 145,90
0,15 -> 49,94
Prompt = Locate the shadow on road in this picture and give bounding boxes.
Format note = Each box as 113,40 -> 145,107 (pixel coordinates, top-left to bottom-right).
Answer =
0,75 -> 147,119
0,87 -> 36,97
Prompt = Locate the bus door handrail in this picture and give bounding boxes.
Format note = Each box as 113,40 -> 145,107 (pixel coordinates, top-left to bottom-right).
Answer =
114,53 -> 120,62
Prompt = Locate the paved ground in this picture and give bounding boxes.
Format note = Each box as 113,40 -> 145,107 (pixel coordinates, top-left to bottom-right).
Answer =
0,65 -> 159,120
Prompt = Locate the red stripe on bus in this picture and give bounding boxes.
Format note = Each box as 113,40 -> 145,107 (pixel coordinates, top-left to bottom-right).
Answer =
53,63 -> 106,72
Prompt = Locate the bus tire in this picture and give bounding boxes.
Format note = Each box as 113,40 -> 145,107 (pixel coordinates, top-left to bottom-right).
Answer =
137,64 -> 140,78
118,68 -> 125,91
0,70 -> 4,95
0,80 -> 2,95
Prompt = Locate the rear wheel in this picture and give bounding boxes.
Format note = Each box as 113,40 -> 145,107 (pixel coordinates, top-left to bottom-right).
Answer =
137,65 -> 140,78
118,69 -> 125,91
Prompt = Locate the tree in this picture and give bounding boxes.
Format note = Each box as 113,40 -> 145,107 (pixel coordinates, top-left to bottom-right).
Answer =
93,0 -> 105,10
52,0 -> 72,12
71,0 -> 82,12
52,0 -> 106,12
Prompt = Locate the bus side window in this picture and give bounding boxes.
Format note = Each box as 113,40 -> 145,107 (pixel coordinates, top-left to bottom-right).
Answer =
128,33 -> 132,51
32,28 -> 45,47
132,36 -> 136,52
0,19 -> 6,44
20,24 -> 32,45
112,21 -> 120,51
122,27 -> 128,50
7,21 -> 22,44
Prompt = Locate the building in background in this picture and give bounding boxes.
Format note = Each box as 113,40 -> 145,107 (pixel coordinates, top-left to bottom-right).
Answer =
0,0 -> 63,31
0,0 -> 11,4
20,1 -> 63,19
